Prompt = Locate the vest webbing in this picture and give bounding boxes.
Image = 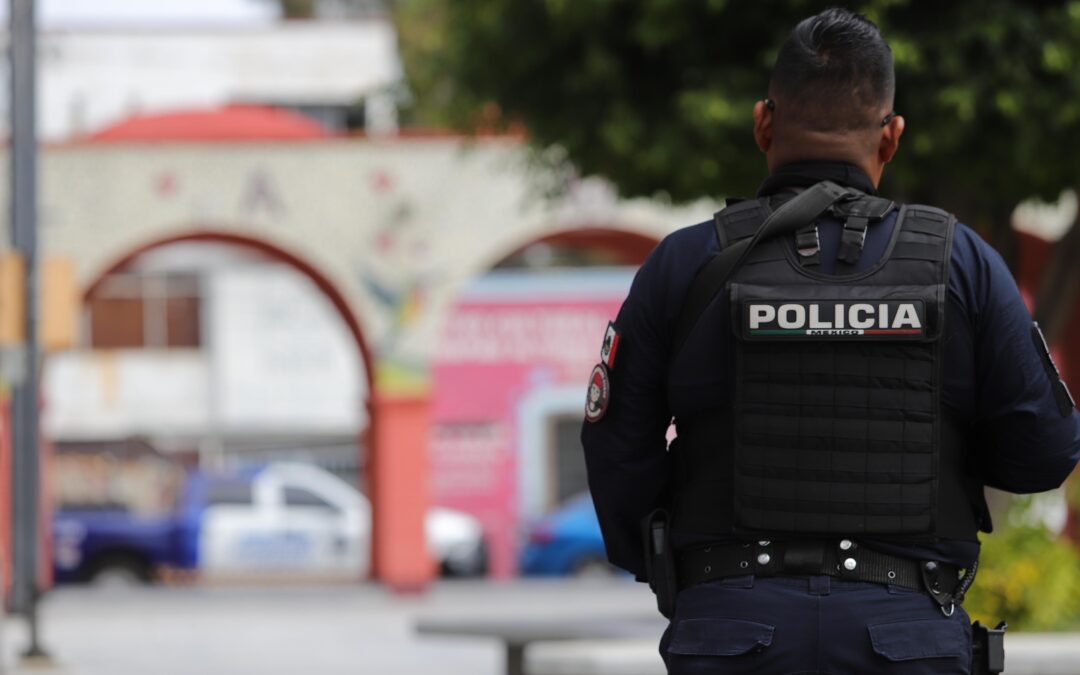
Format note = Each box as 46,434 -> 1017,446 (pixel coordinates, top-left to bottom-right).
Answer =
671,200 -> 988,544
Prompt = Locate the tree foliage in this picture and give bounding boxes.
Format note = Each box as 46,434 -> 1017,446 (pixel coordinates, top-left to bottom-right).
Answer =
395,0 -> 1080,250
964,497 -> 1080,630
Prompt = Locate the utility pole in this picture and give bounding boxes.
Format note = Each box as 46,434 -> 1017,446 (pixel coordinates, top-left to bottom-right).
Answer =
9,0 -> 48,659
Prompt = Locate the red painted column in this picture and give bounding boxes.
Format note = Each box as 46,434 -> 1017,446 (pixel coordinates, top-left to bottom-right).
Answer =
369,393 -> 435,591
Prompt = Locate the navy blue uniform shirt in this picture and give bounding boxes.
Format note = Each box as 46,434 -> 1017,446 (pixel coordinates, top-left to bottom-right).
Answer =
582,161 -> 1080,578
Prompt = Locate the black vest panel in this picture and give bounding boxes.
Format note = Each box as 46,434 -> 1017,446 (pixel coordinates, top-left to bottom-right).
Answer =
673,201 -> 988,544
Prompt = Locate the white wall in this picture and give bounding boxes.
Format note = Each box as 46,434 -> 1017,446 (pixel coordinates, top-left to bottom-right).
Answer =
0,22 -> 401,140
0,0 -> 277,28
43,350 -> 210,439
208,264 -> 366,435
43,262 -> 366,442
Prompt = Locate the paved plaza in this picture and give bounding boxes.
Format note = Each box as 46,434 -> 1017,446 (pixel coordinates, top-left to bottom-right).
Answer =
2,580 -> 1077,675
0,579 -> 652,675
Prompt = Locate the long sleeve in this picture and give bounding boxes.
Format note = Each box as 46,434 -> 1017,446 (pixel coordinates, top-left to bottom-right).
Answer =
951,225 -> 1080,492
581,241 -> 679,579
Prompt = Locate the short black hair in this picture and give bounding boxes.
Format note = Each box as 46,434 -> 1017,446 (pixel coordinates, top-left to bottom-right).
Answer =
769,8 -> 895,132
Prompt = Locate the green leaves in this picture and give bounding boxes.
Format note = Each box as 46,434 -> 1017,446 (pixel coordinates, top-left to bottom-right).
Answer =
396,0 -> 1080,247
964,496 -> 1080,631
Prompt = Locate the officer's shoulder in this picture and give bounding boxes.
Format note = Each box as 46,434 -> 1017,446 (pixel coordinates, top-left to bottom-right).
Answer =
947,220 -> 1001,261
899,204 -> 1007,273
897,205 -> 1011,312
627,220 -> 716,301
650,219 -> 716,265
893,201 -> 983,256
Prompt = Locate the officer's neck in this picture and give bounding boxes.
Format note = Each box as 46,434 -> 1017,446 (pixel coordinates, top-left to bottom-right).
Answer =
758,160 -> 878,198
766,132 -> 883,188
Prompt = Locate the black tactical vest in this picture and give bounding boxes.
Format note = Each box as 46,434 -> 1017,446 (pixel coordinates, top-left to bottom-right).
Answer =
672,193 -> 989,544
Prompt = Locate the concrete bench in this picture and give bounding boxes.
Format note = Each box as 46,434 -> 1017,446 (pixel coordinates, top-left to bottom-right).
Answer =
526,634 -> 1080,675
415,615 -> 664,675
527,639 -> 662,675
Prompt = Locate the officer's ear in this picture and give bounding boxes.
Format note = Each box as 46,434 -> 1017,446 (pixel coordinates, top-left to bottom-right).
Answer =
753,100 -> 773,153
878,114 -> 904,164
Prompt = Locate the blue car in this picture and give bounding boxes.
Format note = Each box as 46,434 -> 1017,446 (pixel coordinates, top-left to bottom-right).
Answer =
520,493 -> 619,576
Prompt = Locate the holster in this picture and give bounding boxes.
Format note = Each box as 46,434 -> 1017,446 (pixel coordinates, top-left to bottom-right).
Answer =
642,508 -> 677,619
971,621 -> 1006,675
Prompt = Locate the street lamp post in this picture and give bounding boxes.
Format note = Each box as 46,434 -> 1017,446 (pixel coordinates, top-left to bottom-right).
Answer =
8,0 -> 48,659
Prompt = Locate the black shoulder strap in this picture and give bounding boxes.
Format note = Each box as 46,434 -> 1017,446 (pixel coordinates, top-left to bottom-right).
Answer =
671,180 -> 854,356
715,199 -> 770,248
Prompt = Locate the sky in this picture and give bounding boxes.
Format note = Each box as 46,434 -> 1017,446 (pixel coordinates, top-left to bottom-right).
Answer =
0,0 -> 278,28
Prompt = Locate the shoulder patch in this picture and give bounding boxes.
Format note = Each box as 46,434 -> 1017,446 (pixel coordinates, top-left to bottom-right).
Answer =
600,322 -> 621,369
584,363 -> 611,423
1033,322 -> 1076,417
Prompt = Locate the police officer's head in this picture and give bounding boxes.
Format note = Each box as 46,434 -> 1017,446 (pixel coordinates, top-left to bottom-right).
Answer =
753,8 -> 904,186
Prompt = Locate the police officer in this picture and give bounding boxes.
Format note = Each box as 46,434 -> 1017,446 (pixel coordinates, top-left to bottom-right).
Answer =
581,8 -> 1080,675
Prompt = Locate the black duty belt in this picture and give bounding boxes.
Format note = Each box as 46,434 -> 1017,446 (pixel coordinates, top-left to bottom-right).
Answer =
678,539 -> 964,605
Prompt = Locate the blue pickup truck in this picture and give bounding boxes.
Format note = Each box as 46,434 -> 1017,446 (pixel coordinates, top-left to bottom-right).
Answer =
52,506 -> 200,584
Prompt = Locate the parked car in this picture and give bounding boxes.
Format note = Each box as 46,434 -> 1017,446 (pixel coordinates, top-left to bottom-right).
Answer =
54,461 -> 487,584
519,493 -> 617,577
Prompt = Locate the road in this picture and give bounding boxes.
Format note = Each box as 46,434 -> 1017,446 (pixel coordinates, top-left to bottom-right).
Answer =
0,579 -> 654,675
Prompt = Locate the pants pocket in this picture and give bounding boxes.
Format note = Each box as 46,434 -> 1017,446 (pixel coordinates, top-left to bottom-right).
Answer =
664,617 -> 774,674
868,617 -> 971,674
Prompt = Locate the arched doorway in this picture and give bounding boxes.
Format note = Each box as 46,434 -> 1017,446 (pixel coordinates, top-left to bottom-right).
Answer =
46,231 -> 378,581
83,231 -> 375,402
431,226 -> 660,578
493,227 -> 660,269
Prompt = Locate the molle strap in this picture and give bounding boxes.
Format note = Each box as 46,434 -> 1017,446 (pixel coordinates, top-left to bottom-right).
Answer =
795,225 -> 821,267
894,207 -> 951,262
833,196 -> 896,272
714,199 -> 770,249
891,242 -> 948,262
903,206 -> 950,226
899,210 -> 948,235
889,205 -> 956,289
833,195 -> 896,220
838,215 -> 869,266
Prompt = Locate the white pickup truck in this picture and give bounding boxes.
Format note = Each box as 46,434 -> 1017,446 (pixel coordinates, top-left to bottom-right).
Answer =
199,462 -> 486,580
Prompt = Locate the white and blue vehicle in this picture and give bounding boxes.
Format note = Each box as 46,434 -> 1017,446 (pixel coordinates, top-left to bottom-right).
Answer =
54,461 -> 487,584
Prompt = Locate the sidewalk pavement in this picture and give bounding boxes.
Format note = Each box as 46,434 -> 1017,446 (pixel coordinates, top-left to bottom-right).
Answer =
0,580 -> 1074,675
0,579 -> 648,675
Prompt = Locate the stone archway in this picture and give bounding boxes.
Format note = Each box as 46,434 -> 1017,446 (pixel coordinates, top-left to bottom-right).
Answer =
72,230 -> 415,582
84,230 -> 377,410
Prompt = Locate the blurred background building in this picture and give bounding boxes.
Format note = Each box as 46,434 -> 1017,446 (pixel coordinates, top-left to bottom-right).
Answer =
0,0 -> 708,586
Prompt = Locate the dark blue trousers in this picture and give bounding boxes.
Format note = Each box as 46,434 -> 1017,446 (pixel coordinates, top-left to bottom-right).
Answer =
660,575 -> 972,674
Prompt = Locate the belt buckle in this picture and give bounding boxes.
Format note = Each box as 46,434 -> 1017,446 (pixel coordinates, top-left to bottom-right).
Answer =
782,540 -> 826,574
